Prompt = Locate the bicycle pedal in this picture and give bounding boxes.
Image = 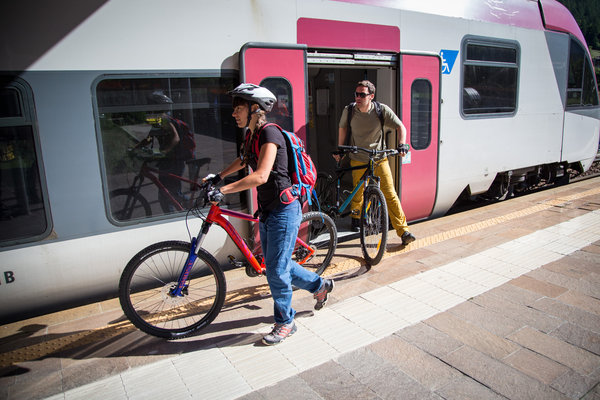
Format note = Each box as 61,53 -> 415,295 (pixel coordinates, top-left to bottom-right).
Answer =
227,255 -> 245,268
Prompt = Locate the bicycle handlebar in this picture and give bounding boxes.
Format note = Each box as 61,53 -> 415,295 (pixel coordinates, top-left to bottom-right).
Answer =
332,145 -> 399,158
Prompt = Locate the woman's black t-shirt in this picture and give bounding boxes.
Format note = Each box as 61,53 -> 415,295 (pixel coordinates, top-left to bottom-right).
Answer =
246,124 -> 292,212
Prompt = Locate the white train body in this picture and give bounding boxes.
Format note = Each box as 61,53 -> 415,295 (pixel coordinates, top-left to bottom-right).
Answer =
0,0 -> 598,321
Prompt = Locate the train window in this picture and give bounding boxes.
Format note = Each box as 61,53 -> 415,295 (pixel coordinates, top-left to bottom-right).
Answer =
94,75 -> 241,224
0,79 -> 51,246
260,77 -> 293,132
410,79 -> 432,150
567,38 -> 599,107
461,38 -> 519,117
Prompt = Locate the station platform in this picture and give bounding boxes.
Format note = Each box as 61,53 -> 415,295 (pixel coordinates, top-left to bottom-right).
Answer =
1,177 -> 600,400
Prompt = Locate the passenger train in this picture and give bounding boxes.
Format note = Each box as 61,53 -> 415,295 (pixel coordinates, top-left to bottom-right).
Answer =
1,0 -> 598,322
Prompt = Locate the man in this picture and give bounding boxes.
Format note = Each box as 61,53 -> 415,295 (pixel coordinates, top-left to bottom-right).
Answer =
336,80 -> 416,245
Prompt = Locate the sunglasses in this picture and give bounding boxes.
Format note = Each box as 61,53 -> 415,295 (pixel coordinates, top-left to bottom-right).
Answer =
355,92 -> 371,98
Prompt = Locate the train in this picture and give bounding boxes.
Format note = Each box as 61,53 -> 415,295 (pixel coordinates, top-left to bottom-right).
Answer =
1,0 -> 598,323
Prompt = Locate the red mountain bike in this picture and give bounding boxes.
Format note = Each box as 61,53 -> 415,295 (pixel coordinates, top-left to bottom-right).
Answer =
118,183 -> 337,339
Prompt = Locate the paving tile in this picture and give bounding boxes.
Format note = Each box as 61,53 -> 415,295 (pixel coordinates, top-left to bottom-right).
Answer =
510,275 -> 568,298
368,335 -> 462,391
298,308 -> 376,353
551,322 -> 600,356
507,326 -> 600,375
337,347 -> 442,400
63,375 -> 127,400
503,348 -> 570,384
238,375 -> 323,400
442,345 -> 568,400
448,300 -> 523,337
332,295 -> 409,337
219,338 -> 299,390
299,360 -> 381,400
532,297 -> 600,334
528,268 -> 600,299
424,312 -> 518,360
473,290 -> 562,333
173,346 -> 251,400
395,322 -> 463,359
556,291 -> 600,316
434,374 -> 507,400
551,369 -> 600,400
7,370 -> 63,400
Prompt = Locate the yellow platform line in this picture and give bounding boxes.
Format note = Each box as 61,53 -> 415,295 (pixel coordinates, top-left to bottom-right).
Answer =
1,185 -> 599,368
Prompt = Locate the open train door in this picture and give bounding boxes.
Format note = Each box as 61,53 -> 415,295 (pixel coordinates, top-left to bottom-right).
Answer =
399,53 -> 441,221
240,43 -> 308,215
241,43 -> 308,139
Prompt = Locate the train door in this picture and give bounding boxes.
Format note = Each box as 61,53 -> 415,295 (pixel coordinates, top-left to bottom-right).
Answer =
240,43 -> 308,138
399,53 -> 441,221
240,43 -> 308,215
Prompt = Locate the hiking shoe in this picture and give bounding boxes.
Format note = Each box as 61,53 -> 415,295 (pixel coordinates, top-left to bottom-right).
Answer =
401,231 -> 416,245
262,320 -> 297,345
350,218 -> 360,232
314,279 -> 334,310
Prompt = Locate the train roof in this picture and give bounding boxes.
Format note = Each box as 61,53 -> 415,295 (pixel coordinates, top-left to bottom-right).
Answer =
332,0 -> 587,48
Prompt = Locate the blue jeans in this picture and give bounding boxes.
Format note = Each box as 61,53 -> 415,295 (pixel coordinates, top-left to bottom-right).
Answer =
259,200 -> 323,324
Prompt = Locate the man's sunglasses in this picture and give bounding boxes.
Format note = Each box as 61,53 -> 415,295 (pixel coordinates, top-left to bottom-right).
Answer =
355,92 -> 371,98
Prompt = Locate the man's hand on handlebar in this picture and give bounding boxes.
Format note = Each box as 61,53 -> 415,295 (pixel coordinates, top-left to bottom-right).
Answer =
397,143 -> 409,156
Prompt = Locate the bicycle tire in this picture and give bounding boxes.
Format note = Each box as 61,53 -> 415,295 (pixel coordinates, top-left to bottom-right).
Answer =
295,211 -> 338,275
360,186 -> 388,265
109,188 -> 152,221
119,241 -> 226,339
312,172 -> 336,214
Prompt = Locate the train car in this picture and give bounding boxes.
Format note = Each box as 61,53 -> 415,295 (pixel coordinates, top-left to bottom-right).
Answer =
1,0 -> 598,322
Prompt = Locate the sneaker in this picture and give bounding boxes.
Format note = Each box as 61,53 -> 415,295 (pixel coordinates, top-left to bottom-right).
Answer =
314,279 -> 334,310
350,218 -> 360,232
262,320 -> 297,345
401,231 -> 416,245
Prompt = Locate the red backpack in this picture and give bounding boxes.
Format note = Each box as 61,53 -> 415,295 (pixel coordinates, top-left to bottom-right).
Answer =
252,123 -> 318,206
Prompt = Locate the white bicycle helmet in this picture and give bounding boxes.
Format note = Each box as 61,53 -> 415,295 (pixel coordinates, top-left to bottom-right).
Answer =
229,83 -> 276,112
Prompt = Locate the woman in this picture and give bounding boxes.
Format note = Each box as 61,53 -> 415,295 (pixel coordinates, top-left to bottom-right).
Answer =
205,83 -> 334,345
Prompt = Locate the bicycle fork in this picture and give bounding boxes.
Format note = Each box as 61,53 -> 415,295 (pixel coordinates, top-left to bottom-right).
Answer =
170,221 -> 211,297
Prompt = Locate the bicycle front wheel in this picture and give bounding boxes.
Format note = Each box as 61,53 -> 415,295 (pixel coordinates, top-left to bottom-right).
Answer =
360,186 -> 388,265
294,211 -> 337,275
119,241 -> 226,339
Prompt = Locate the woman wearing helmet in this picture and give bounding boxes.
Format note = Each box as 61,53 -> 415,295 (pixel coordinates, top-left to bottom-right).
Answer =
204,83 -> 334,345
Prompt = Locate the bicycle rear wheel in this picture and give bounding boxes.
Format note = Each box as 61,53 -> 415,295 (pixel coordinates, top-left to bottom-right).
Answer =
294,211 -> 337,275
312,172 -> 336,214
109,188 -> 152,221
360,186 -> 388,265
119,241 -> 226,339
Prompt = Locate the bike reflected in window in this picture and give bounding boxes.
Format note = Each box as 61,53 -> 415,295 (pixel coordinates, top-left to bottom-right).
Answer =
94,75 -> 241,224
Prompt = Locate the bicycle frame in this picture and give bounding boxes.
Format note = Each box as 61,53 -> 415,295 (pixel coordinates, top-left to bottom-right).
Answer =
170,203 -> 315,297
137,161 -> 200,211
332,158 -> 380,217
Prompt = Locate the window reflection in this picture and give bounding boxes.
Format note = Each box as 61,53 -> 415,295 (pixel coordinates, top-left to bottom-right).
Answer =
462,38 -> 519,116
0,81 -> 49,246
95,75 -> 240,224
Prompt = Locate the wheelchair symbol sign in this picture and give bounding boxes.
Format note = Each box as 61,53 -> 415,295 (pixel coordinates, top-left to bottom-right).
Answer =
440,50 -> 459,74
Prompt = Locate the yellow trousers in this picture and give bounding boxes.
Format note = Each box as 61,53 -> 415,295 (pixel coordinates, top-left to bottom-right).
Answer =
350,158 -> 409,237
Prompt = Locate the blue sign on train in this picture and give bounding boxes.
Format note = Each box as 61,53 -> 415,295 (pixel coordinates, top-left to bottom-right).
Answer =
440,50 -> 459,74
